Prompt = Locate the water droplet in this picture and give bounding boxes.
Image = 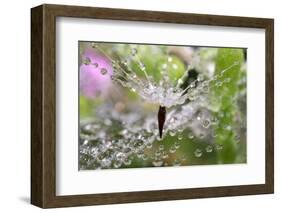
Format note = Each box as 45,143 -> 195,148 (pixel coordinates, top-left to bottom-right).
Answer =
136,150 -> 144,158
113,161 -> 122,168
159,145 -> 165,151
212,132 -> 218,138
161,151 -> 168,159
211,116 -> 218,125
155,150 -> 161,157
188,133 -> 194,139
177,134 -> 183,140
142,154 -> 148,160
234,134 -> 240,143
215,81 -> 223,87
177,79 -> 183,85
146,142 -> 153,149
202,119 -> 211,128
115,152 -> 126,161
216,144 -> 223,150
100,158 -> 111,168
83,140 -> 89,145
156,135 -> 163,141
169,146 -> 176,153
190,81 -> 196,88
139,62 -> 146,71
100,68 -> 108,75
178,126 -> 184,133
223,125 -> 232,131
224,78 -> 231,83
197,74 -> 204,81
83,57 -> 91,65
173,159 -> 181,166
130,73 -> 137,78
124,158 -> 132,166
91,42 -> 98,48
199,133 -> 205,138
131,48 -> 137,56
152,160 -> 164,167
122,59 -> 128,65
194,149 -> 202,158
169,130 -> 176,137
206,145 -> 213,153
201,82 -> 209,93
175,141 -> 181,149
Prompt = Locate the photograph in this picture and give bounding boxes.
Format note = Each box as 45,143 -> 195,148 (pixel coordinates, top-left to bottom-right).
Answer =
79,42 -> 247,170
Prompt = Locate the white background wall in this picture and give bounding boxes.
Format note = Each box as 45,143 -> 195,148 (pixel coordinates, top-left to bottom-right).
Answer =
0,0 -> 279,212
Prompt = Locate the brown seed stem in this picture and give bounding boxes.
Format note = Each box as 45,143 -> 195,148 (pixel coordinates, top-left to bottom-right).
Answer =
158,106 -> 166,138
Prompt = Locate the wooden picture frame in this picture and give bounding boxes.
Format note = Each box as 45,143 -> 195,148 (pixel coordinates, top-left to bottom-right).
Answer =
31,4 -> 274,208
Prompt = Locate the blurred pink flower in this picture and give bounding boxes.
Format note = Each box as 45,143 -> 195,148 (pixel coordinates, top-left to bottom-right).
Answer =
80,48 -> 113,98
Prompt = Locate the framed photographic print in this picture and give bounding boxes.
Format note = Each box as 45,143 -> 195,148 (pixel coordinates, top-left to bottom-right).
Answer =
31,4 -> 274,208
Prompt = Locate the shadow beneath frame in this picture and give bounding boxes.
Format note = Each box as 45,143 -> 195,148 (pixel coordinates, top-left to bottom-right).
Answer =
18,196 -> 30,204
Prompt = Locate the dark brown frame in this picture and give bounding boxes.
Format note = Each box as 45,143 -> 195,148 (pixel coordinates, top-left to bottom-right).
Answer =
31,4 -> 274,208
